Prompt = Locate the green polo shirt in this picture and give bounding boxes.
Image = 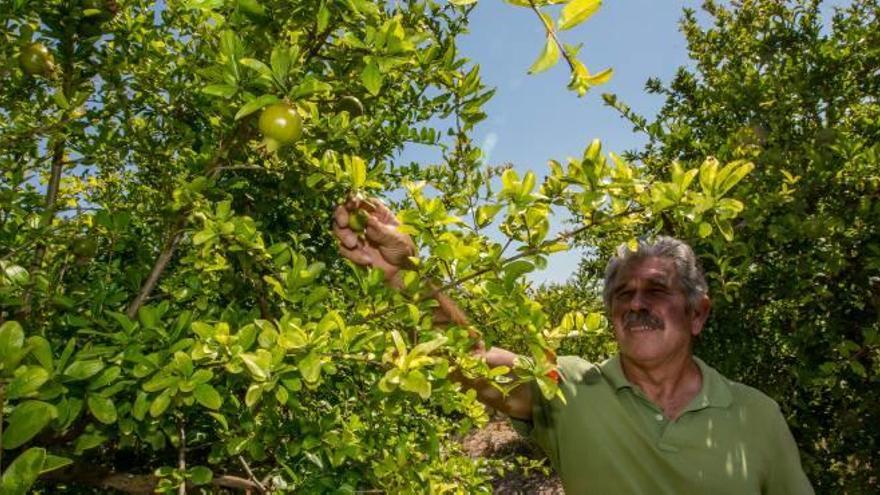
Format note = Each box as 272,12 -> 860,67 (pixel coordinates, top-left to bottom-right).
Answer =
512,355 -> 813,494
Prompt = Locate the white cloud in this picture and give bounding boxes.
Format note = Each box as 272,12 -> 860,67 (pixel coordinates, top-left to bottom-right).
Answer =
481,132 -> 499,162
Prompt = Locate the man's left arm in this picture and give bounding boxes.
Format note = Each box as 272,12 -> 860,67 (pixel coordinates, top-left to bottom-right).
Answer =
763,405 -> 814,495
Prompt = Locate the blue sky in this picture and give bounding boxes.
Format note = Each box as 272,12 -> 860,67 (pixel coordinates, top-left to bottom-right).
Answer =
398,0 -> 703,285
396,0 -> 849,286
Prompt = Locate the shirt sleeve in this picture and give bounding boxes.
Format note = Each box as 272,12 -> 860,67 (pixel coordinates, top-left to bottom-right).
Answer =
509,379 -> 561,469
762,405 -> 814,495
509,356 -> 591,471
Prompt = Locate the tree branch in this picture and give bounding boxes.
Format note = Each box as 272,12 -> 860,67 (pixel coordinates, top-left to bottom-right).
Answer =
528,0 -> 577,72
177,420 -> 186,495
126,214 -> 187,319
124,123 -> 243,319
238,456 -> 267,493
40,463 -> 265,493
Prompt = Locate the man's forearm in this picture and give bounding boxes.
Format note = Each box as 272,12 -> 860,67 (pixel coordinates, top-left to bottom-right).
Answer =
426,284 -> 534,420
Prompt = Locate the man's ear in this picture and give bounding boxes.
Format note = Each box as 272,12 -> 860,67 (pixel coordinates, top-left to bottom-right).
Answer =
690,295 -> 711,337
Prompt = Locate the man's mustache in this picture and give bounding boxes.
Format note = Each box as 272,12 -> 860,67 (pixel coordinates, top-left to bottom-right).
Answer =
623,310 -> 664,330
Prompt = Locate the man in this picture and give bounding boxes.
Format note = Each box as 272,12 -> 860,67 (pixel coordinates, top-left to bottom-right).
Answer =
333,198 -> 813,494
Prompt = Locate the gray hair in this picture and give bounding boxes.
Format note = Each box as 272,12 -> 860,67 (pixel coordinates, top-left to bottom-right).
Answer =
602,236 -> 708,312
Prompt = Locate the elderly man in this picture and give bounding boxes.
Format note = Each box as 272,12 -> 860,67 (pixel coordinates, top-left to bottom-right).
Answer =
333,198 -> 813,494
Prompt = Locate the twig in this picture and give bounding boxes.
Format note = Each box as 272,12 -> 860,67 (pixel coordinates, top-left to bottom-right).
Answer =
237,456 -> 267,493
177,420 -> 186,495
528,0 -> 577,72
126,216 -> 187,319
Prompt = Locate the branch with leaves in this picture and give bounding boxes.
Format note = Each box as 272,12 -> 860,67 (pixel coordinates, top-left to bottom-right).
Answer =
449,0 -> 613,96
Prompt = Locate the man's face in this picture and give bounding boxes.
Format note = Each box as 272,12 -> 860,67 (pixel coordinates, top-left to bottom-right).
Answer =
609,257 -> 709,365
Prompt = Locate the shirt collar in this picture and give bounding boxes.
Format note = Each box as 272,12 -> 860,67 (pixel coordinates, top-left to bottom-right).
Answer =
600,354 -> 732,410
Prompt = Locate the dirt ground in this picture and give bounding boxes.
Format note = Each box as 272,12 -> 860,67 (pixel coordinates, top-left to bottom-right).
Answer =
461,415 -> 563,494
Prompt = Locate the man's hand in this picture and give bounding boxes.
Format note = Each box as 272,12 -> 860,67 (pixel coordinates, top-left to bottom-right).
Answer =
332,197 -> 416,285
332,196 -> 534,420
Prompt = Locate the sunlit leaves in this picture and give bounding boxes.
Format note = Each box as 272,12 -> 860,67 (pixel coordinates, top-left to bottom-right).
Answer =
1,448 -> 46,495
528,34 -> 560,74
2,401 -> 57,449
558,0 -> 601,31
361,59 -> 383,96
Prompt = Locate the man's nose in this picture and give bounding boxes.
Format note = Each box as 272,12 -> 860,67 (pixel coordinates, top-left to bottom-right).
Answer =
630,290 -> 648,310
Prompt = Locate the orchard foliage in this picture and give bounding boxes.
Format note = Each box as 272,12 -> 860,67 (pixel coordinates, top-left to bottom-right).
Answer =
0,0 -> 749,492
568,0 -> 879,491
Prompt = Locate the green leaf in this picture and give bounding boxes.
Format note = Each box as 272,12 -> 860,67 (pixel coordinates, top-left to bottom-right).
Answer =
270,46 -> 294,87
7,366 -> 49,399
238,0 -> 266,18
188,466 -> 213,486
716,161 -> 754,197
88,365 -> 122,391
193,383 -> 223,410
201,84 -> 237,98
715,217 -> 734,241
317,2 -> 330,30
26,336 -> 53,371
149,389 -> 173,418
504,259 -> 536,282
142,372 -> 177,392
235,94 -> 279,120
298,351 -> 322,383
63,359 -> 105,381
245,383 -> 263,408
132,391 -> 149,420
361,59 -> 383,96
74,431 -> 106,454
699,157 -> 720,195
347,155 -> 367,189
400,370 -> 431,399
0,448 -> 46,495
716,198 -> 744,219
476,204 -> 502,227
0,321 -> 25,364
239,352 -> 269,381
698,221 -> 712,238
40,455 -> 73,474
585,67 -> 613,85
410,336 -> 448,359
528,34 -> 560,74
290,77 -> 332,99
239,57 -> 272,77
3,401 -> 57,449
87,395 -> 118,424
2,264 -> 28,285
558,0 -> 601,30
449,0 -> 478,5
586,312 -> 603,331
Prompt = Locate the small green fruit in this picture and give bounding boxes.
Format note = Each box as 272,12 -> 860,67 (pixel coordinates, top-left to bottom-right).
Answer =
82,0 -> 114,19
337,96 -> 364,117
18,43 -> 55,76
72,238 -> 98,258
258,103 -> 302,147
348,210 -> 368,233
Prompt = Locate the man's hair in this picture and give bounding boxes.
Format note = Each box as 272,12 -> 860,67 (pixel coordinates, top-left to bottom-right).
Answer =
602,236 -> 708,312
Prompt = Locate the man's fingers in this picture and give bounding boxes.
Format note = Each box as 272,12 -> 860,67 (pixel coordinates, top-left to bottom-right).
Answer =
333,204 -> 350,228
364,215 -> 398,244
333,225 -> 359,250
339,244 -> 372,266
364,216 -> 415,258
366,198 -> 397,225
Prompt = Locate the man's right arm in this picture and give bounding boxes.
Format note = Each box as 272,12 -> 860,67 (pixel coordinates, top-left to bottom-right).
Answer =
430,288 -> 534,420
332,198 -> 534,420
